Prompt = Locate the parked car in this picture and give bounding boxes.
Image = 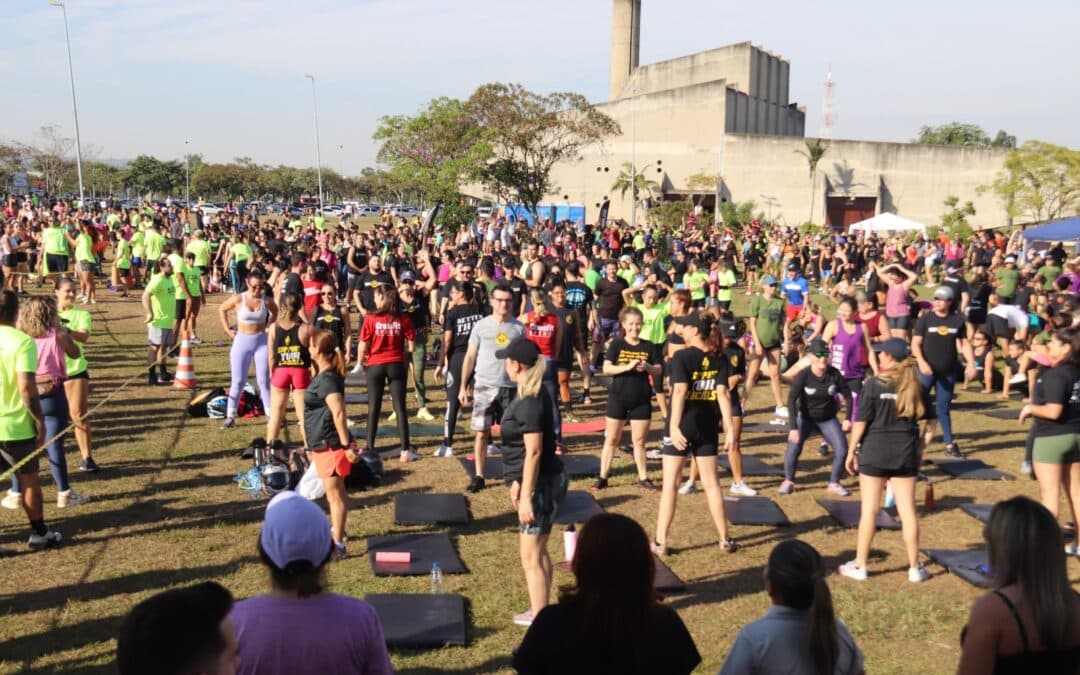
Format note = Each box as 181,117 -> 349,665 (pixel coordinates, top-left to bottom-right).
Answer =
362,205 -> 382,216
322,204 -> 345,215
476,206 -> 493,219
196,202 -> 224,216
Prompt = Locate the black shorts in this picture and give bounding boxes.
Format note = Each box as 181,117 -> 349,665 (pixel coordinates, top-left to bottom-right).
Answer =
730,392 -> 744,418
662,440 -> 718,458
0,437 -> 39,474
67,369 -> 89,381
858,463 -> 918,479
45,253 -> 69,274
347,273 -> 362,291
556,359 -> 573,373
606,398 -> 651,421
986,314 -> 1015,342
175,298 -> 188,319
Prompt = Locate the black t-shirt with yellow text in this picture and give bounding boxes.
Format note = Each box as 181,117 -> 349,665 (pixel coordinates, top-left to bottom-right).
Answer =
669,346 -> 729,445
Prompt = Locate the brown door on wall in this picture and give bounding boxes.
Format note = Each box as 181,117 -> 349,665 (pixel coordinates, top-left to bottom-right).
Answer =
826,196 -> 876,230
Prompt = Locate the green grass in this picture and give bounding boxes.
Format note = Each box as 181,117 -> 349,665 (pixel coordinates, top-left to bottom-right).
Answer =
0,286 -> 1077,674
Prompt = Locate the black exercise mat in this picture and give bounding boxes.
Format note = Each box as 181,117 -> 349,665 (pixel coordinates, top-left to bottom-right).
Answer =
718,453 -> 785,476
723,496 -> 790,526
817,499 -> 900,530
457,456 -> 503,480
981,408 -> 1020,420
344,392 -> 369,405
924,548 -> 992,588
457,454 -> 599,479
742,422 -> 790,434
554,490 -> 604,524
653,555 -> 686,593
366,533 -> 466,576
592,375 -> 612,388
395,494 -> 469,525
365,593 -> 467,648
960,503 -> 993,524
932,459 -> 1015,481
345,373 -> 367,387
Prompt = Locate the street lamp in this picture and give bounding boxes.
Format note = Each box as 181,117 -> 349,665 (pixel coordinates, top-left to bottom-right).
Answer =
184,140 -> 190,207
303,74 -> 324,215
337,144 -> 344,176
49,0 -> 85,207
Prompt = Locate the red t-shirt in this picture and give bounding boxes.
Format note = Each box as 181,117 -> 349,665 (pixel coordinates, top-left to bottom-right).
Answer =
302,279 -> 322,317
360,312 -> 415,365
523,312 -> 559,358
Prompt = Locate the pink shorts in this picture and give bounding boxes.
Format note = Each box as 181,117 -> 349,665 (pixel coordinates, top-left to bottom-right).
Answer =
271,366 -> 311,390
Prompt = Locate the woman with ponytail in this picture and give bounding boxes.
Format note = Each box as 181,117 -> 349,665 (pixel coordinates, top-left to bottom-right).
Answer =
721,539 -> 865,675
495,337 -> 567,627
302,330 -> 353,559
265,293 -> 311,453
230,491 -> 393,675
655,311 -> 739,556
840,338 -> 933,583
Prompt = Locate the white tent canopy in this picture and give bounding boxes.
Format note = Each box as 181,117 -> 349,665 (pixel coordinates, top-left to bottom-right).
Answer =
848,212 -> 928,234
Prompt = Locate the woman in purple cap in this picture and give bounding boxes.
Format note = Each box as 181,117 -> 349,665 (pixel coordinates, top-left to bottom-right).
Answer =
230,491 -> 393,675
839,338 -> 933,583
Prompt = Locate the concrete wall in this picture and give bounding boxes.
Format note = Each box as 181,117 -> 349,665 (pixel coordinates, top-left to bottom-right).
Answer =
510,133 -> 1009,231
609,0 -> 641,101
619,42 -> 756,98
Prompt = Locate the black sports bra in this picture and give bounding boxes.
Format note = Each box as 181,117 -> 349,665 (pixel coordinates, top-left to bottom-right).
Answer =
961,590 -> 1080,675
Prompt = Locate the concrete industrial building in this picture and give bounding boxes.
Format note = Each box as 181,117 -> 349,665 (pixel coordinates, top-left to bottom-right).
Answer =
524,0 -> 1011,229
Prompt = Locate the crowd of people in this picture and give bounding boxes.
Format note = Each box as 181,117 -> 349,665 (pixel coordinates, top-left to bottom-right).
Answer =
2,193 -> 1080,671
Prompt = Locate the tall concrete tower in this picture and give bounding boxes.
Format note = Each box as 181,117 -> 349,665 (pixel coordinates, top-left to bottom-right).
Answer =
610,0 -> 641,101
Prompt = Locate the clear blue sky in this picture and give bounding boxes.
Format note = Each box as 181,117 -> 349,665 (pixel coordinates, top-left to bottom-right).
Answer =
5,0 -> 1077,175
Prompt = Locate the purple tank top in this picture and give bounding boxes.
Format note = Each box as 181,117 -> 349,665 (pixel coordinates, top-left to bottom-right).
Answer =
830,321 -> 864,379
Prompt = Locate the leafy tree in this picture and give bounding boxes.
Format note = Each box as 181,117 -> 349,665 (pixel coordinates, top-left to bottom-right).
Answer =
18,125 -> 73,196
980,140 -> 1080,223
467,83 -> 620,220
610,161 -> 660,212
720,199 -> 757,233
915,122 -> 1016,148
940,195 -> 976,240
437,201 -> 477,231
0,143 -> 28,191
124,154 -> 184,197
794,139 -> 827,224
646,198 -> 692,255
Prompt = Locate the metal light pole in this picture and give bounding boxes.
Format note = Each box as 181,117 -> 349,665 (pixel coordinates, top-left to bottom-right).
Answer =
184,140 -> 190,207
50,0 -> 85,207
630,90 -> 637,228
337,144 -> 344,176
715,124 -> 725,225
304,74 -> 324,215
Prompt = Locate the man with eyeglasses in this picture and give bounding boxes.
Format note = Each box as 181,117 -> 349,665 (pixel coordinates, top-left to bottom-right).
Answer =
143,256 -> 177,386
459,282 -> 524,492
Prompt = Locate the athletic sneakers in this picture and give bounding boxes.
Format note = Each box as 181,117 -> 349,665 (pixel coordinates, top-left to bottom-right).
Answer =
513,610 -> 534,627
221,417 -> 236,430
57,489 -> 90,508
28,530 -> 62,551
908,565 -> 931,583
1065,543 -> 1079,557
487,444 -> 502,457
79,457 -> 100,472
775,406 -> 790,418
434,443 -> 454,458
638,478 -> 658,491
1009,373 -> 1027,385
825,482 -> 851,497
678,480 -> 699,495
944,443 -> 964,459
387,411 -> 397,423
645,447 -> 664,460
818,442 -> 830,457
591,477 -> 609,491
563,412 -> 581,424
416,407 -> 436,422
1,490 -> 20,510
332,540 -> 348,561
399,448 -> 422,463
466,475 -> 486,493
730,481 -> 757,497
1020,460 -> 1032,476
778,480 -> 795,495
189,336 -> 203,345
838,561 -> 868,581
720,539 -> 740,554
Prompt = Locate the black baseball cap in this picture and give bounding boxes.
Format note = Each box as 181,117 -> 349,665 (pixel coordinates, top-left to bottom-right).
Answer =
808,338 -> 830,356
873,338 -> 911,360
672,313 -> 705,331
495,336 -> 540,367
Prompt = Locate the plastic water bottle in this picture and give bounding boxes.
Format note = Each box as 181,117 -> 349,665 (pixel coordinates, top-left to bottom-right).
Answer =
430,562 -> 443,594
563,524 -> 578,562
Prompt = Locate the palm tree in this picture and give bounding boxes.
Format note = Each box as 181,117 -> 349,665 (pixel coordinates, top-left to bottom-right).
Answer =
794,139 -> 827,224
611,161 -> 660,213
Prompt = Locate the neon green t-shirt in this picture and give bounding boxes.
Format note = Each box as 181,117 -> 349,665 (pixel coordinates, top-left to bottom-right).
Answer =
186,239 -> 210,267
145,273 -> 176,328
584,268 -> 600,291
633,301 -> 671,345
43,226 -> 68,255
231,242 -> 253,263
143,231 -> 167,262
685,270 -> 708,301
74,232 -> 95,263
167,253 -> 189,300
617,268 -> 636,287
716,268 -> 737,303
0,326 -> 37,441
130,230 -> 145,259
58,307 -> 91,376
314,216 -> 327,231
184,264 -> 202,298
115,238 -> 132,270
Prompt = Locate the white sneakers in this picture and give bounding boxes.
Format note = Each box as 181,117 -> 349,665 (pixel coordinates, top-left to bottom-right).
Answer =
730,481 -> 757,497
908,565 -> 931,583
433,443 -> 454,458
1,490 -> 20,510
416,407 -> 436,422
839,561 -> 931,583
678,480 -> 699,495
57,489 -> 90,508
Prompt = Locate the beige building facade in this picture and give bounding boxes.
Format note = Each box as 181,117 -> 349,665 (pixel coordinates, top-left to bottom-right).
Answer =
500,0 -> 1012,230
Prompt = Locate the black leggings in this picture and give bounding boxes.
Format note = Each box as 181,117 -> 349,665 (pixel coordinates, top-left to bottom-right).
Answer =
366,361 -> 409,451
443,353 -> 466,446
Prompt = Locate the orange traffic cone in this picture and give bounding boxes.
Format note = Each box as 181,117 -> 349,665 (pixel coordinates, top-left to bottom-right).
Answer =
172,338 -> 197,390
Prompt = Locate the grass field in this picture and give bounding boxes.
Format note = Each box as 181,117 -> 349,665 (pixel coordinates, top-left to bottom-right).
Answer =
0,283 -> 1077,674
